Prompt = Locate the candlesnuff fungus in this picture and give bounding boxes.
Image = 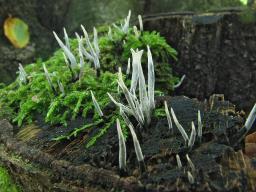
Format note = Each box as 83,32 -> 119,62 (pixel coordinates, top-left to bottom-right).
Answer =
128,124 -> 145,167
43,63 -> 57,95
113,10 -> 131,34
186,154 -> 195,172
18,63 -> 27,84
108,26 -> 113,40
245,103 -> 256,131
90,91 -> 104,117
63,28 -> 70,50
126,58 -> 131,75
138,15 -> 143,31
109,46 -> 155,128
63,52 -> 77,80
188,122 -> 196,148
53,30 -> 77,69
130,49 -> 143,93
81,25 -> 100,72
57,79 -> 65,95
173,74 -> 186,89
187,171 -> 195,184
198,110 -> 203,142
176,154 -> 182,169
171,108 -> 189,143
119,107 -> 133,128
116,118 -> 127,171
164,100 -> 173,132
133,26 -> 140,38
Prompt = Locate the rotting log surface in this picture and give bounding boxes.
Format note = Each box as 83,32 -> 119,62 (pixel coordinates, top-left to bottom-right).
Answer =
144,10 -> 256,112
0,95 -> 256,191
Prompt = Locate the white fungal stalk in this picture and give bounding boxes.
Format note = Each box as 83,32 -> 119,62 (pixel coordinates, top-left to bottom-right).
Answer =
90,91 -> 104,117
187,171 -> 195,184
164,101 -> 173,132
186,154 -> 195,172
138,15 -> 143,31
176,154 -> 182,169
126,58 -> 131,75
147,46 -> 155,110
113,10 -> 131,34
109,47 -> 155,127
245,103 -> 256,131
43,63 -> 56,94
57,79 -> 65,95
120,107 -> 133,128
188,122 -> 196,148
130,49 -> 143,93
18,63 -> 27,84
198,110 -> 203,142
108,26 -> 113,40
133,26 -> 140,38
63,28 -> 70,50
116,118 -> 127,170
75,33 -> 86,80
128,124 -> 144,162
173,74 -> 186,89
171,108 -> 189,143
122,10 -> 131,33
53,30 -> 77,69
81,25 -> 100,70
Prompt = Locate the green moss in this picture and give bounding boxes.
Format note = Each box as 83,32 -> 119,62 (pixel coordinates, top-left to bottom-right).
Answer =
154,107 -> 166,118
0,166 -> 20,192
0,21 -> 178,147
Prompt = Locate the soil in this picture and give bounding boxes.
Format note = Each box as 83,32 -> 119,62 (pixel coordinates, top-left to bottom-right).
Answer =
1,95 -> 255,191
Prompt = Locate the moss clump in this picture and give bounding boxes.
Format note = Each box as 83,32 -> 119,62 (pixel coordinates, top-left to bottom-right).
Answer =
0,18 -> 178,146
0,166 -> 20,192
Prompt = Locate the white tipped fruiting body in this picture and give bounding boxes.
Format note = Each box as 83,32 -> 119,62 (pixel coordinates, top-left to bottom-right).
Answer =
198,110 -> 203,141
18,63 -> 27,84
176,154 -> 182,169
53,31 -> 77,69
188,122 -> 196,148
164,101 -> 173,131
116,119 -> 127,170
245,103 -> 256,131
171,108 -> 189,142
129,124 -> 144,162
109,46 -> 155,128
90,91 -> 104,117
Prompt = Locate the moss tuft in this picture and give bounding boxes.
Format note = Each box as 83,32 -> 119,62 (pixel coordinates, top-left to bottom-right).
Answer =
0,20 -> 178,147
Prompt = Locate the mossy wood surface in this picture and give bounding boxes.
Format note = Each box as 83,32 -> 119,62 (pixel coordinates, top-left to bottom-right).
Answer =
0,95 -> 255,191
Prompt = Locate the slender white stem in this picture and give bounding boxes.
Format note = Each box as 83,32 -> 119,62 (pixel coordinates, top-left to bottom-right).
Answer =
198,110 -> 203,141
186,154 -> 195,172
53,31 -> 77,69
18,63 -> 27,84
90,91 -> 104,117
173,75 -> 186,89
116,118 -> 127,170
245,103 -> 256,131
187,171 -> 195,184
126,58 -> 131,75
133,26 -> 140,38
128,124 -> 144,162
188,122 -> 196,148
57,79 -> 65,95
164,101 -> 173,131
63,28 -> 70,50
171,108 -> 189,143
176,154 -> 182,169
138,15 -> 143,31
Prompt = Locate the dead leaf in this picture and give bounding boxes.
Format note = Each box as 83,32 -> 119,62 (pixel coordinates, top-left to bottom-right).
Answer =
4,16 -> 30,48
